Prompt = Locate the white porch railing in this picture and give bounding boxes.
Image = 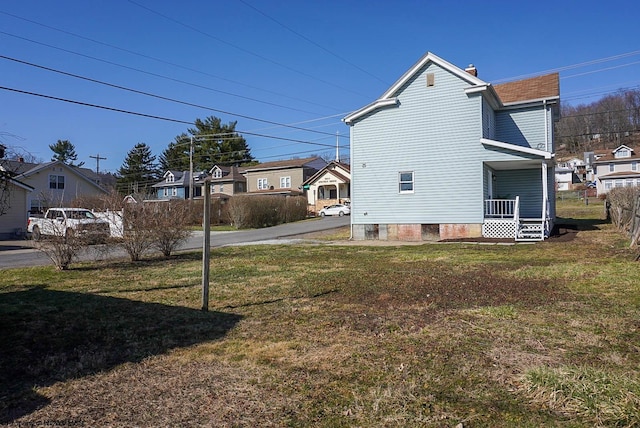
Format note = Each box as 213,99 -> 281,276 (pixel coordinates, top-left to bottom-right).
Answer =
484,198 -> 517,218
483,197 -> 546,241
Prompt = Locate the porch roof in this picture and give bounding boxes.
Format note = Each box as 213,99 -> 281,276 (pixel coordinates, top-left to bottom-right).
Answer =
480,138 -> 553,160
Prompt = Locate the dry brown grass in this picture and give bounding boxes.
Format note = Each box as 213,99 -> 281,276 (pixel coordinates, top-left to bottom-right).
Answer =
2,199 -> 639,426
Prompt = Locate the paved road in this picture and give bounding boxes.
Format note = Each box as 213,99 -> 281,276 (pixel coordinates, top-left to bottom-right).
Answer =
0,216 -> 350,269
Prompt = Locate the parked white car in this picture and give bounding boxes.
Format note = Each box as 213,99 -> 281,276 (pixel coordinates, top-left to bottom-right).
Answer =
319,204 -> 350,217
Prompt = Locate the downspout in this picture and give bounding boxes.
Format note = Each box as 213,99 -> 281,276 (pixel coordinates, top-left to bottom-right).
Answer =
544,100 -> 549,152
542,162 -> 548,234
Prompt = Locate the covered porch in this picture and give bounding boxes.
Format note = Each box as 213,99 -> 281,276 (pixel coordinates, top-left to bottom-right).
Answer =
482,159 -> 554,241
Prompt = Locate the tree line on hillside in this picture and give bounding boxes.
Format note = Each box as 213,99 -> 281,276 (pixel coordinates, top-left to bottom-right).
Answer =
556,89 -> 640,155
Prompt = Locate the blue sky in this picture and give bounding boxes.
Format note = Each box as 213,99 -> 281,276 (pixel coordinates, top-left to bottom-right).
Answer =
2,0 -> 640,174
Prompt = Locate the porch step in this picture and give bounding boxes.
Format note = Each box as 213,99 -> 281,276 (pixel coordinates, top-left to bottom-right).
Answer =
516,220 -> 545,241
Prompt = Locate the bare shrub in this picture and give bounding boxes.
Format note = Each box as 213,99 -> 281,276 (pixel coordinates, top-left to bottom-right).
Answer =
150,200 -> 193,257
607,187 -> 638,232
120,203 -> 156,261
33,224 -> 88,270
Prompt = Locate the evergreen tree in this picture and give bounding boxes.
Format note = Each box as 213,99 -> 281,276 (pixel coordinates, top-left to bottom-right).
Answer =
160,116 -> 253,172
49,140 -> 84,167
116,143 -> 160,195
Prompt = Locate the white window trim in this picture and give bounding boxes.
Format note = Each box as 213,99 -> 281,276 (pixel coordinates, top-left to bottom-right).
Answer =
258,178 -> 268,190
166,173 -> 174,183
280,176 -> 291,188
171,187 -> 177,196
163,188 -> 169,197
399,171 -> 414,194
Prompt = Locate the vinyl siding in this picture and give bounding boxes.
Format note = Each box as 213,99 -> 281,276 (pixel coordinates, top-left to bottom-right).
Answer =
0,183 -> 29,238
494,168 -> 542,218
496,107 -> 548,150
350,62 -> 484,224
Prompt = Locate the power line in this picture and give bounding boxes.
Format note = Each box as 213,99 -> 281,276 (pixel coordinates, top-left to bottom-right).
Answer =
493,49 -> 640,83
0,30 -> 332,115
0,54 -> 348,139
126,0 -> 370,99
237,0 -> 389,86
0,10 -> 342,112
0,85 -> 348,151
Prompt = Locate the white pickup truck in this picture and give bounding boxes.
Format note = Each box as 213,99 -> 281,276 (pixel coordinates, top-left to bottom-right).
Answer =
27,208 -> 111,242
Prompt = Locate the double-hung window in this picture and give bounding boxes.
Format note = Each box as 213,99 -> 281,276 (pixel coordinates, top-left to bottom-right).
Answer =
609,163 -> 615,172
258,178 -> 268,190
399,171 -> 414,193
280,176 -> 291,188
49,175 -> 65,190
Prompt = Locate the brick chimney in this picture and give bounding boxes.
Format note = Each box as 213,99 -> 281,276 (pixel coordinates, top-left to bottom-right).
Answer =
465,64 -> 478,77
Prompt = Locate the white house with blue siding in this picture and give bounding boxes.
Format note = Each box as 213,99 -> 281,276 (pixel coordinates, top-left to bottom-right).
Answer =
343,52 -> 559,241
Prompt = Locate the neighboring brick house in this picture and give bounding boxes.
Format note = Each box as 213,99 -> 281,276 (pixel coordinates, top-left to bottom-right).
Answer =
243,157 -> 327,196
593,145 -> 640,194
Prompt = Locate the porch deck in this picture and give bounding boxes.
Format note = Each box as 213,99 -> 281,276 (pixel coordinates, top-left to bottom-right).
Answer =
483,198 -> 547,241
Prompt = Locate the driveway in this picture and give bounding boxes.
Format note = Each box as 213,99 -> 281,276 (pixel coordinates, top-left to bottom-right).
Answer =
0,216 -> 350,269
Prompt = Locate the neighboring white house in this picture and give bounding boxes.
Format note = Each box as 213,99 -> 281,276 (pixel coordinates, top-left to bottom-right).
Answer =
343,52 -> 559,241
593,145 -> 640,195
301,161 -> 351,214
0,175 -> 34,239
5,160 -> 108,214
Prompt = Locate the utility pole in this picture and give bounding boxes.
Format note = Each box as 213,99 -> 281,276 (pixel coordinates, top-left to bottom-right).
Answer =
201,177 -> 211,311
189,136 -> 194,201
89,154 -> 107,174
335,131 -> 340,162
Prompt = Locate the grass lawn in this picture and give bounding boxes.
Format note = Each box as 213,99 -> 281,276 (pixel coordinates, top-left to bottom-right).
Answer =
1,198 -> 639,427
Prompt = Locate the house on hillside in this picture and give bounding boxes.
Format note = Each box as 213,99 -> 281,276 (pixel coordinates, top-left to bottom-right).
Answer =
302,161 -> 351,214
343,52 -> 559,241
208,165 -> 247,199
243,156 -> 327,196
4,160 -> 108,213
152,170 -> 203,200
0,174 -> 34,239
592,145 -> 640,194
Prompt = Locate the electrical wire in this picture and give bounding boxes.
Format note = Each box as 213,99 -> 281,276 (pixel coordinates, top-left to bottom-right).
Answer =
0,54 -> 348,139
0,10 -> 344,112
126,0 -> 370,99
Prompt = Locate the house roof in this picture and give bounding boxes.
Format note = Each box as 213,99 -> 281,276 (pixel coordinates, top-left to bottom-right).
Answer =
14,160 -> 108,193
302,161 -> 351,185
343,52 -> 560,125
0,171 -> 34,192
493,73 -> 560,104
153,170 -> 192,187
243,156 -> 323,172
593,146 -> 639,163
597,171 -> 640,180
209,165 -> 247,183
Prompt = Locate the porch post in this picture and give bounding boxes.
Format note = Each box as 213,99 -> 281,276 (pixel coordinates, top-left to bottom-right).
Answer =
541,162 -> 548,221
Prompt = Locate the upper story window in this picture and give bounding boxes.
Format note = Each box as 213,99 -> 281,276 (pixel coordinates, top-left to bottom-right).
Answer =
258,178 -> 268,190
166,173 -> 174,183
609,163 -> 615,172
399,171 -> 414,193
280,176 -> 291,188
632,161 -> 638,171
615,148 -> 630,158
212,168 -> 223,178
49,174 -> 65,190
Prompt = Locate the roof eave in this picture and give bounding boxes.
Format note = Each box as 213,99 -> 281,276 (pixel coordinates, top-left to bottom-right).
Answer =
481,138 -> 553,159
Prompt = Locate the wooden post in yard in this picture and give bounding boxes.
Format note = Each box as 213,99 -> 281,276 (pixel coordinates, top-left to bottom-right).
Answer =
202,178 -> 211,311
